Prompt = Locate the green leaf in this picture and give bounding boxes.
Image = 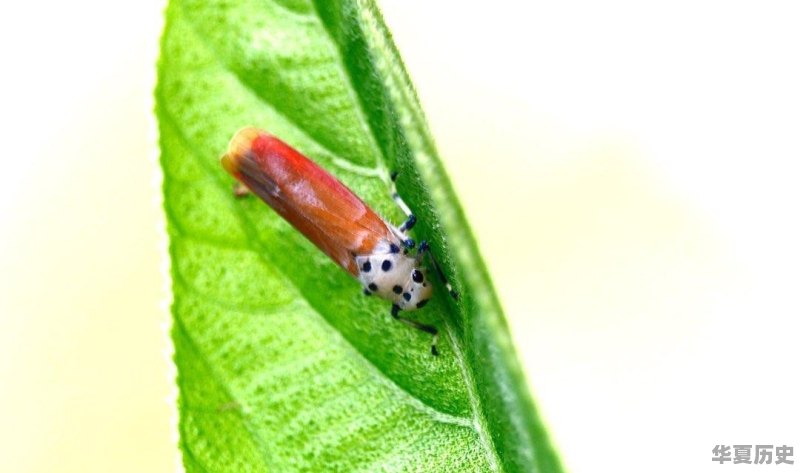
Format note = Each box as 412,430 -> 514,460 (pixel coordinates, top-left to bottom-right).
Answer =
156,0 -> 563,471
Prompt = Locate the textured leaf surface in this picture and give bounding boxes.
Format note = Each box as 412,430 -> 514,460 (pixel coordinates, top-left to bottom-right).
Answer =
156,0 -> 562,471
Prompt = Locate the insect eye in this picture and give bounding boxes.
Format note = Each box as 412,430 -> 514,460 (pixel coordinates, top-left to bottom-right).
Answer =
412,269 -> 424,283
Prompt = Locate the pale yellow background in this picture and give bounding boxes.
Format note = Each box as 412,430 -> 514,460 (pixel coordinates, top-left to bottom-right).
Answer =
1,1 -> 798,472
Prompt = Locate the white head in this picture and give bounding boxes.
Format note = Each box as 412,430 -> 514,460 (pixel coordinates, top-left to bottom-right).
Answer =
356,244 -> 433,311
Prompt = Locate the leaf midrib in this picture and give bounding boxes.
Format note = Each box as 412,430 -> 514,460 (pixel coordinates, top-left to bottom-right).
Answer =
308,0 -> 390,167
337,4 -> 506,471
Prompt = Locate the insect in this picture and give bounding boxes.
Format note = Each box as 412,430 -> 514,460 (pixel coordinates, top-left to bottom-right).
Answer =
220,127 -> 455,355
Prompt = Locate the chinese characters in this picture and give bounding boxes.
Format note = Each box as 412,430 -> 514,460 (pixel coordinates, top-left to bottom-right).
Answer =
712,445 -> 794,465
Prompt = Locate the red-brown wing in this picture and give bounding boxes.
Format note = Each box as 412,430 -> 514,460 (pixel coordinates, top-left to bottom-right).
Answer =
221,127 -> 395,276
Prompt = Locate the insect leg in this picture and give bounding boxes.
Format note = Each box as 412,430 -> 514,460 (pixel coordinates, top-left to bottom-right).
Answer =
416,241 -> 459,300
390,171 -> 417,237
233,182 -> 250,198
391,172 -> 457,300
391,304 -> 439,356
398,214 -> 417,233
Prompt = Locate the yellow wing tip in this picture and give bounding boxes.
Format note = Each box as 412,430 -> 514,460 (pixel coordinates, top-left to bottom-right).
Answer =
221,126 -> 267,175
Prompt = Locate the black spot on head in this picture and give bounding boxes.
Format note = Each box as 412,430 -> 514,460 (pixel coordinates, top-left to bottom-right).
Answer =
368,283 -> 378,291
382,260 -> 392,271
412,269 -> 424,283
361,261 -> 371,272
403,292 -> 411,301
416,299 -> 429,309
392,285 -> 402,294
389,243 -> 400,254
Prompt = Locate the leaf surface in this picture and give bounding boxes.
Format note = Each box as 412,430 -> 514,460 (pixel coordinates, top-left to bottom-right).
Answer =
157,0 -> 563,471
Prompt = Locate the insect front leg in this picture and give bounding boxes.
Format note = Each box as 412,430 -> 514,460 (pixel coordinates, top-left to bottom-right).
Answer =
391,304 -> 439,356
390,171 -> 417,249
